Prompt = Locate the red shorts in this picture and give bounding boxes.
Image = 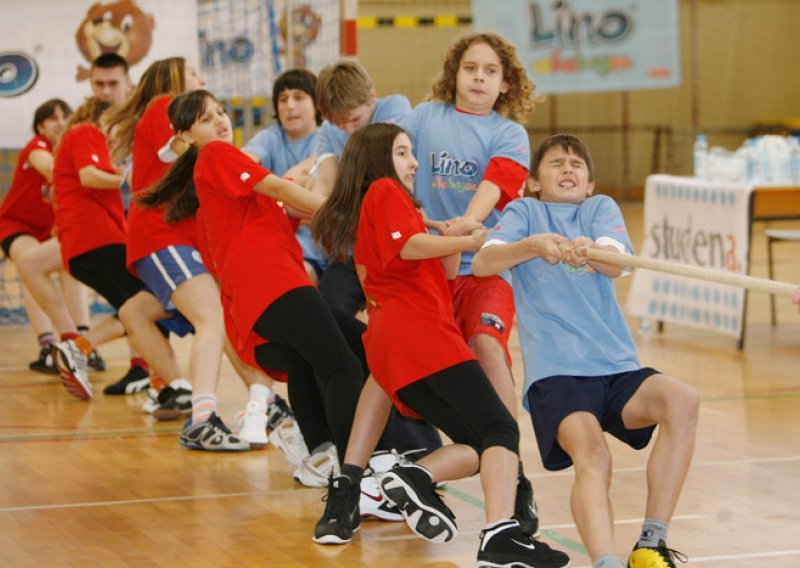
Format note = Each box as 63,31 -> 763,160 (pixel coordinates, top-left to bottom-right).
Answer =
451,274 -> 515,365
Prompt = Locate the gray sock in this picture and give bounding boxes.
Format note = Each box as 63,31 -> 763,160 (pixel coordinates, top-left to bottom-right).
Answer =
593,553 -> 625,568
637,518 -> 669,548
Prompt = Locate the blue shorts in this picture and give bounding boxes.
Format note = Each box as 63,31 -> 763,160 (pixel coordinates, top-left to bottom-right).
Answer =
135,245 -> 206,337
526,367 -> 660,471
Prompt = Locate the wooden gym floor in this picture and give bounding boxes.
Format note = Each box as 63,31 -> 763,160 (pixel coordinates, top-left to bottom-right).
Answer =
1,202 -> 799,567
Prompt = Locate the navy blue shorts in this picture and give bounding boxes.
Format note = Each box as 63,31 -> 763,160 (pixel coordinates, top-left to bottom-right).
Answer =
134,245 -> 205,338
526,367 -> 660,471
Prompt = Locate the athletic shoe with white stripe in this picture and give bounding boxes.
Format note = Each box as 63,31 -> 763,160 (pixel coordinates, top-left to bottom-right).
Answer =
54,340 -> 92,400
477,520 -> 571,568
103,364 -> 150,395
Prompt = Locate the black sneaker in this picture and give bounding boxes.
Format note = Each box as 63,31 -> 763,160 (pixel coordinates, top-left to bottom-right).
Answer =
102,365 -> 150,395
29,345 -> 58,375
514,473 -> 540,538
86,349 -> 107,371
628,540 -> 687,568
313,475 -> 361,545
378,464 -> 457,544
266,393 -> 293,432
477,520 -> 571,568
152,385 -> 193,421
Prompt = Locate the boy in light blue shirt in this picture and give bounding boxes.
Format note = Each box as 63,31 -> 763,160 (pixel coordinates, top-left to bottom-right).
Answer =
473,134 -> 698,568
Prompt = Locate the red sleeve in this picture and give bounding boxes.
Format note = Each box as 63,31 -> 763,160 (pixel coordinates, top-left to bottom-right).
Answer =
483,156 -> 528,210
143,96 -> 174,149
367,179 -> 425,270
199,141 -> 271,198
71,125 -> 116,174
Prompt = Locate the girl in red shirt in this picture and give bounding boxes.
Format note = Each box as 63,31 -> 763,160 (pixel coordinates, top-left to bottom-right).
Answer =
7,99 -> 104,380
105,60 -> 275,450
27,97 -> 146,400
142,90 -> 364,468
0,99 -> 97,372
310,123 -> 569,568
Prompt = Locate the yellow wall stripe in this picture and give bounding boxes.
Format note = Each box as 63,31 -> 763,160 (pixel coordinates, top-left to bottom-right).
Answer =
357,15 -> 472,28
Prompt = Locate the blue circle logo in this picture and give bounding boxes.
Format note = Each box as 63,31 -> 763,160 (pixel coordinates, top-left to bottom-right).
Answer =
0,52 -> 39,98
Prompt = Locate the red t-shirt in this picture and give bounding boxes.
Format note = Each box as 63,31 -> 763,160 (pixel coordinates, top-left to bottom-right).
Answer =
0,135 -> 54,244
126,95 -> 198,272
194,141 -> 311,362
53,124 -> 126,267
354,178 -> 476,417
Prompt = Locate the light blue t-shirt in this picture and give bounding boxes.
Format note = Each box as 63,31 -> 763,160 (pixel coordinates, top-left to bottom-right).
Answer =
487,195 -> 641,409
326,94 -> 412,156
401,102 -> 530,277
241,122 -> 334,174
241,122 -> 335,269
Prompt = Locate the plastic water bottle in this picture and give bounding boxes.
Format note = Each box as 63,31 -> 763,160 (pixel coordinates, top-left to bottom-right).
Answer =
638,317 -> 652,336
788,136 -> 800,184
693,134 -> 708,179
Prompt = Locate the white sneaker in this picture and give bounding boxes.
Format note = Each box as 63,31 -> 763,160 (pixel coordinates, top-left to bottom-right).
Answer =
269,417 -> 309,467
293,444 -> 339,488
360,473 -> 403,521
54,339 -> 92,400
142,388 -> 159,414
368,449 -> 403,473
236,401 -> 269,450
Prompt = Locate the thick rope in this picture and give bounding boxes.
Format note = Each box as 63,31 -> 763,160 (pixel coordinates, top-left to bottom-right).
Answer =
583,248 -> 798,297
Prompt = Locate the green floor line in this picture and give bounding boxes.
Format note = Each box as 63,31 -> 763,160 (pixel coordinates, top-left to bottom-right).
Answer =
441,485 -> 485,509
443,485 -> 587,554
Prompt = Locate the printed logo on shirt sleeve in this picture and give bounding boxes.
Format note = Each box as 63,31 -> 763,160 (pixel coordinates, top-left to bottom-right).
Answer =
91,154 -> 99,163
36,140 -> 47,148
391,231 -> 402,240
240,172 -> 250,182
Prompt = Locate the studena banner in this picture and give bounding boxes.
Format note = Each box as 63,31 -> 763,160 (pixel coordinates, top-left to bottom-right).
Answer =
471,0 -> 681,94
626,175 -> 752,339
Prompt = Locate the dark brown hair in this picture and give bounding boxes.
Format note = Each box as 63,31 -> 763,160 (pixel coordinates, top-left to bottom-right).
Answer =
273,68 -> 322,126
137,90 -> 224,222
531,134 -> 595,181
312,123 -> 419,263
32,99 -> 72,134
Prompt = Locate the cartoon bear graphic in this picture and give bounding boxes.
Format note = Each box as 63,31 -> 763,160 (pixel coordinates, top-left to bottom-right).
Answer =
75,1 -> 155,81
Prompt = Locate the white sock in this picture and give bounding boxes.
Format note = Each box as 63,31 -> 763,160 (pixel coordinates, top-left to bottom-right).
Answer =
248,383 -> 271,411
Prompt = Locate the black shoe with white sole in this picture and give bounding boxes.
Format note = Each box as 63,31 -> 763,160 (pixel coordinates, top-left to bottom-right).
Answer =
313,475 -> 361,545
378,464 -> 457,544
477,520 -> 571,568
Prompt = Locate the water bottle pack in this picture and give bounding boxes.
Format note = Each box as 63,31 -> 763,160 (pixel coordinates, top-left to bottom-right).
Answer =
692,133 -> 800,185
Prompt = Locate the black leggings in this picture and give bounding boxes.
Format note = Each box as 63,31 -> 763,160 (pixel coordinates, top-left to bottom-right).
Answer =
396,360 -> 519,457
253,286 -> 364,462
318,260 -> 365,315
68,244 -> 144,311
